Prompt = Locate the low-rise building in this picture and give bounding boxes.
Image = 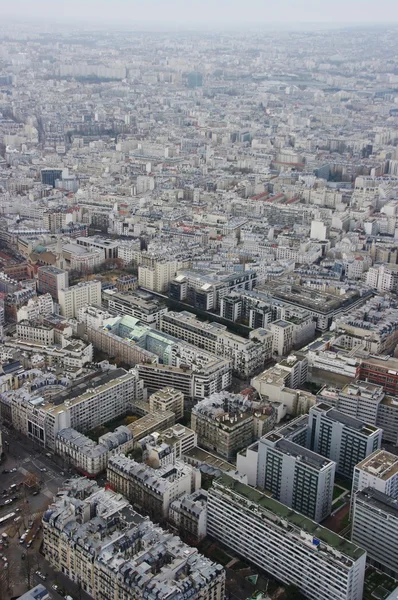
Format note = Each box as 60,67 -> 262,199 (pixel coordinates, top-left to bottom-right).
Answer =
149,387 -> 184,421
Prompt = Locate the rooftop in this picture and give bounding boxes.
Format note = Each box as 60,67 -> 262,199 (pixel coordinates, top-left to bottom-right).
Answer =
356,449 -> 398,480
214,473 -> 365,562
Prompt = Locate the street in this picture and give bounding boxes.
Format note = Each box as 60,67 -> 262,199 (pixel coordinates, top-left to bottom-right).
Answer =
0,425 -> 83,599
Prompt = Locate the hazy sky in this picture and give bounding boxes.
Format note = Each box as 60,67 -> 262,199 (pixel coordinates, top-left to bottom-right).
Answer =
1,0 -> 398,27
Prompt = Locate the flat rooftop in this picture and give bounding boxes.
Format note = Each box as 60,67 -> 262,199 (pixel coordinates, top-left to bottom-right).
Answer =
357,450 -> 398,480
215,473 -> 365,561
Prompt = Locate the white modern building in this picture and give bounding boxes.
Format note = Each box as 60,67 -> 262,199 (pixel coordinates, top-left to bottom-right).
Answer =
58,280 -> 102,318
207,474 -> 366,600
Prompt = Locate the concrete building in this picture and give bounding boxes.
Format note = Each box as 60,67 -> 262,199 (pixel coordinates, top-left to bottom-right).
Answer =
270,319 -> 294,356
43,484 -> 225,600
16,293 -> 54,322
16,321 -> 54,346
149,387 -> 184,421
160,310 -> 265,378
0,368 -> 141,450
140,424 -> 197,465
352,450 -> 398,499
58,280 -> 101,318
191,392 -> 254,460
352,488 -> 398,578
169,489 -> 208,543
127,410 -> 175,441
309,404 -> 382,478
107,455 -> 200,520
76,236 -> 119,260
138,260 -> 177,293
207,474 -> 366,600
257,430 -> 335,522
37,266 -> 68,300
17,585 -> 50,600
103,289 -> 168,326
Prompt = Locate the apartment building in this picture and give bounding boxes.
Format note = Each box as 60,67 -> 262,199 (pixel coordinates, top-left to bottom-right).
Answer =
191,392 -> 254,460
352,488 -> 398,578
352,450 -> 398,499
37,265 -> 68,300
148,387 -> 184,420
138,259 -> 177,293
207,474 -> 366,600
270,319 -> 294,356
140,424 -> 197,465
16,293 -> 54,322
107,455 -> 200,520
58,280 -> 101,318
169,489 -> 208,542
43,485 -> 225,600
55,426 -> 134,477
16,321 -> 55,345
308,404 -> 382,478
257,430 -> 335,522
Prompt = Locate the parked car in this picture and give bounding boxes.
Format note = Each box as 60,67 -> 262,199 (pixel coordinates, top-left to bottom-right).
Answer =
35,571 -> 47,580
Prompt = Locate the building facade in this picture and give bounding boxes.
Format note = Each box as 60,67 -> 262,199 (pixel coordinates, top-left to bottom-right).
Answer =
207,474 -> 366,600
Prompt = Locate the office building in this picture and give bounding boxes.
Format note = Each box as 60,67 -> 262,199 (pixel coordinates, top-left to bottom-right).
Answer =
43,484 -> 225,600
207,474 -> 366,600
41,168 -> 63,187
140,424 -> 197,465
148,387 -> 184,421
103,289 -> 168,326
352,488 -> 398,578
58,280 -> 101,318
37,266 -> 68,300
257,430 -> 335,522
309,404 -> 382,478
160,310 -> 265,378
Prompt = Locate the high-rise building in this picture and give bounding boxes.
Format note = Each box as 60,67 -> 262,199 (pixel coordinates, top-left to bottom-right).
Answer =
58,280 -> 101,318
352,488 -> 398,578
207,474 -> 366,600
37,266 -> 68,300
41,168 -> 63,187
257,430 -> 335,522
352,450 -> 398,499
308,403 -> 382,477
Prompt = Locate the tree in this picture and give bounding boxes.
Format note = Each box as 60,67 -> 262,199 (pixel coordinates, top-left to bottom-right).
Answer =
282,584 -> 307,600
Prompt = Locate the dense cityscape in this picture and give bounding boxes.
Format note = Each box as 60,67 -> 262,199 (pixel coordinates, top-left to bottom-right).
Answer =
0,15 -> 398,600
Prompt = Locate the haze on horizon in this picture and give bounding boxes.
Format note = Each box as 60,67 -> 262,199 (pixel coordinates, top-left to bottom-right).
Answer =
1,0 -> 398,27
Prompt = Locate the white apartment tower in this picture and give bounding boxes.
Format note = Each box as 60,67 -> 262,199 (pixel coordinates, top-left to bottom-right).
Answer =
58,280 -> 102,318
